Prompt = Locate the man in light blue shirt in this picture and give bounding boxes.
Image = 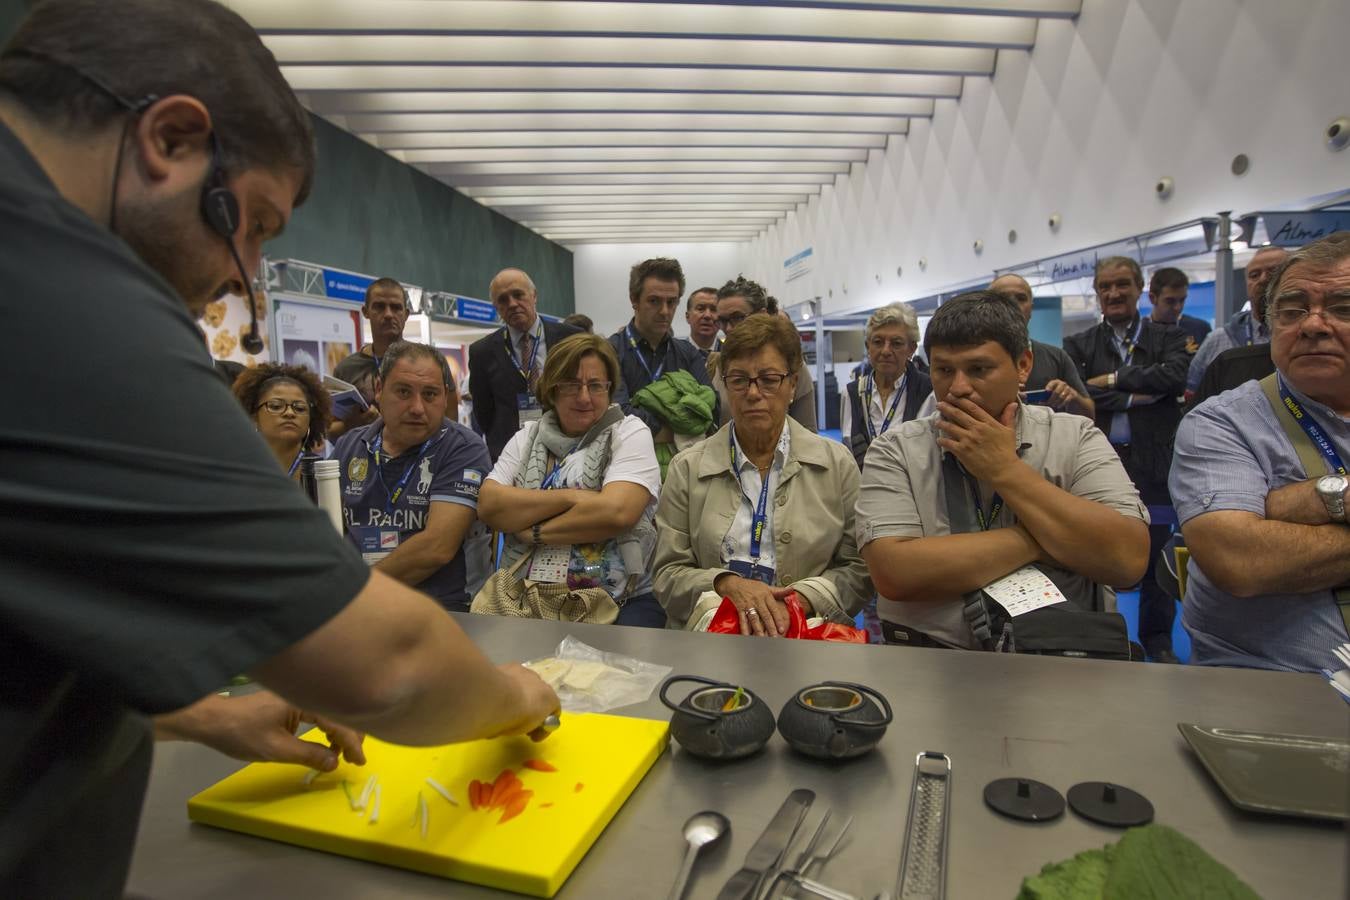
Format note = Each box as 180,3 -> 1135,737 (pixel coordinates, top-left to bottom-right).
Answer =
1171,233 -> 1350,672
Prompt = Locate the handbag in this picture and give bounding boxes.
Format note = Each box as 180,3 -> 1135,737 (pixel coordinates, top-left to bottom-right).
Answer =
941,455 -> 1140,661
469,548 -> 620,625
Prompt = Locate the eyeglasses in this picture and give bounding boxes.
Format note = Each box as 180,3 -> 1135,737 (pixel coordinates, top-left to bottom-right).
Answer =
868,337 -> 910,351
256,399 -> 312,416
554,380 -> 612,398
723,372 -> 789,395
717,313 -> 750,330
1270,303 -> 1350,328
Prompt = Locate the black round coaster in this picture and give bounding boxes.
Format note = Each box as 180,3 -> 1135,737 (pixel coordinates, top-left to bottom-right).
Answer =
1067,781 -> 1154,828
984,778 -> 1065,822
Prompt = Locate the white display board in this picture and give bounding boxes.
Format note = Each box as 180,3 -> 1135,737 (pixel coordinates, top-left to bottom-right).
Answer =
273,296 -> 362,378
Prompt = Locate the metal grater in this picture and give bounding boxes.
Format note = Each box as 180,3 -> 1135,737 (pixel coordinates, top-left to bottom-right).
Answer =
896,751 -> 952,900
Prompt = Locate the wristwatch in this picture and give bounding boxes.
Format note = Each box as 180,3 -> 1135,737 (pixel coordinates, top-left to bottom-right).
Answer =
1107,371 -> 1118,389
1316,474 -> 1349,523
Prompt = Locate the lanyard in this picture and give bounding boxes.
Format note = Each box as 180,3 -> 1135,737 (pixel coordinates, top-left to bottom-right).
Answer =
863,373 -> 906,439
539,446 -> 580,490
287,449 -> 304,477
1276,379 -> 1348,475
1112,318 -> 1143,366
730,430 -> 773,565
965,474 -> 1004,531
506,322 -> 543,383
371,431 -> 436,514
625,324 -> 665,382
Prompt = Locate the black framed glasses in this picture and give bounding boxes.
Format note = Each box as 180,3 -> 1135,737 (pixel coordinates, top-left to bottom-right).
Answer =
723,372 -> 789,395
554,380 -> 612,398
256,399 -> 312,415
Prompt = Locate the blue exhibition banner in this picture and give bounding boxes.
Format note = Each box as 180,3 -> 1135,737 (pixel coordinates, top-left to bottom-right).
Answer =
322,269 -> 376,303
1262,211 -> 1350,248
455,297 -> 499,323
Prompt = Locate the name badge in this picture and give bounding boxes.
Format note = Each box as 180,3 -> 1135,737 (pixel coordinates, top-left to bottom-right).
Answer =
527,544 -> 571,584
352,525 -> 401,566
518,392 -> 542,423
727,559 -> 776,585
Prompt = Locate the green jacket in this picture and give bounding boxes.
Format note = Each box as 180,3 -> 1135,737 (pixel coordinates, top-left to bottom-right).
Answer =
632,370 -> 717,437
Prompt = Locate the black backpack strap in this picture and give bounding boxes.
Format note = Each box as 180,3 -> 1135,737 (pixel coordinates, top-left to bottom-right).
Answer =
845,378 -> 870,467
941,454 -> 996,649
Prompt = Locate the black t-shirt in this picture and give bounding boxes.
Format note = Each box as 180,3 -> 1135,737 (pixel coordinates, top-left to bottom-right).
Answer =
1026,339 -> 1090,396
1187,343 -> 1275,412
0,122 -> 370,895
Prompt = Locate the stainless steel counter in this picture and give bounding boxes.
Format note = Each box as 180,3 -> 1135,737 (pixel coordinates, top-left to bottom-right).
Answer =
127,616 -> 1349,899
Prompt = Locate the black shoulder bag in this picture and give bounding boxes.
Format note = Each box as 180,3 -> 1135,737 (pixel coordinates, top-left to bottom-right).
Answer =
942,455 -> 1140,661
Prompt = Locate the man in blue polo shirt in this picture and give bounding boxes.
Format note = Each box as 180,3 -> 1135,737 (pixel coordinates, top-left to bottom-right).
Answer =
334,341 -> 491,611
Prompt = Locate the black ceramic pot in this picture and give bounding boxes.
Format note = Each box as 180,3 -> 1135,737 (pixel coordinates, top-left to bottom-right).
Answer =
776,681 -> 892,760
659,675 -> 776,760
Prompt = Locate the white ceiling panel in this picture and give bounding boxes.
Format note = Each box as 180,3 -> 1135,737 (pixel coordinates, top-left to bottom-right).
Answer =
220,0 -> 1077,245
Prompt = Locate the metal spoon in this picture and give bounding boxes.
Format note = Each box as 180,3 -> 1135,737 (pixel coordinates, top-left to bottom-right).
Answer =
668,810 -> 731,900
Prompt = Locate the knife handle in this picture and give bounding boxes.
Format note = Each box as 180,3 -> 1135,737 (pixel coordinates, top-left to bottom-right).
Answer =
715,867 -> 762,900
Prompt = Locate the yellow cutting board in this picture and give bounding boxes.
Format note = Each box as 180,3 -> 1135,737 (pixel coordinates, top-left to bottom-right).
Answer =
187,713 -> 669,897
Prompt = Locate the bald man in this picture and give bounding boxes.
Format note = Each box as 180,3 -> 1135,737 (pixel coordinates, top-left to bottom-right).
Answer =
990,274 -> 1095,418
468,268 -> 582,460
1186,246 -> 1290,395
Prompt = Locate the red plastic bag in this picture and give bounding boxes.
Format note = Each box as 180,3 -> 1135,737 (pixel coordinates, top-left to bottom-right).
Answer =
706,591 -> 867,643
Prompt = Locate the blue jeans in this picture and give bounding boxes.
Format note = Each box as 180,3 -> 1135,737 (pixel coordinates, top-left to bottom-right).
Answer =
615,592 -> 666,628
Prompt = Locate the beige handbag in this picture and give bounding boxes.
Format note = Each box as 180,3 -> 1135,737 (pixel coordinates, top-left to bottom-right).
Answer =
469,548 -> 620,624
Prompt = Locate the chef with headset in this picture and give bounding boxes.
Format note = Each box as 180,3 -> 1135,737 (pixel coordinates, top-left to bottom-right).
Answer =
0,5 -> 558,895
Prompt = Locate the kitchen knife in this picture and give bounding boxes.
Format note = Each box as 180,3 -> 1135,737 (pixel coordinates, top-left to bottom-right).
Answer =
715,788 -> 814,900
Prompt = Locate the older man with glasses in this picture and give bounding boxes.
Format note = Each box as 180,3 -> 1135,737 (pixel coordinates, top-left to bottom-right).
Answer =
840,303 -> 932,469
1172,232 -> 1350,673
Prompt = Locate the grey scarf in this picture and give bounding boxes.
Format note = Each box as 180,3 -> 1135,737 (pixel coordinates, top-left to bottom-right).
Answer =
501,404 -> 657,588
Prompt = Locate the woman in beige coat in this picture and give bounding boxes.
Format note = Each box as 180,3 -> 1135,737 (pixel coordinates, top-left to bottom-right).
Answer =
653,314 -> 872,635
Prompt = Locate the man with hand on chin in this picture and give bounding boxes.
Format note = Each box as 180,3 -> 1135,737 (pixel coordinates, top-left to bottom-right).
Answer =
857,292 -> 1149,650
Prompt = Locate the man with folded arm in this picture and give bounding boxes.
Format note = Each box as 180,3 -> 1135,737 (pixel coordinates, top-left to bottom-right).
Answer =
1171,232 -> 1350,673
856,292 -> 1150,650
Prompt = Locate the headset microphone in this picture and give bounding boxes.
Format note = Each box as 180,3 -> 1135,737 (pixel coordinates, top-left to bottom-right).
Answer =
201,137 -> 264,355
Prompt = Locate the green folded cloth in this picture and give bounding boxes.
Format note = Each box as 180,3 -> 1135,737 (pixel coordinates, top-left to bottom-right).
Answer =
632,370 -> 716,437
1018,824 -> 1261,900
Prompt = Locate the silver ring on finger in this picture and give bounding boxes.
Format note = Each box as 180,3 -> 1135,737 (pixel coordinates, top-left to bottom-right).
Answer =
746,607 -> 760,617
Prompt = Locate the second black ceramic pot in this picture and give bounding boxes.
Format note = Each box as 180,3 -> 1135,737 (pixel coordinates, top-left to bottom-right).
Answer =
776,681 -> 892,760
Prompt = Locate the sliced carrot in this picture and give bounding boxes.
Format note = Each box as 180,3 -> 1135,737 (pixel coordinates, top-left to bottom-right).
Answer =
469,780 -> 486,810
499,793 -> 530,824
539,802 -> 554,809
489,769 -> 516,807
574,782 -> 584,793
522,759 -> 557,772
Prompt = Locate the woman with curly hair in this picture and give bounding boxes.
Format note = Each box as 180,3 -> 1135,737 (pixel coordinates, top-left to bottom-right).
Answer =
232,363 -> 332,477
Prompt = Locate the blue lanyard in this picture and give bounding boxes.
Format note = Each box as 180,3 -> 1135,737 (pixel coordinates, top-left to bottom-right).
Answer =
1276,378 -> 1347,476
625,325 -> 665,382
287,449 -> 304,477
1245,315 -> 1257,347
539,446 -> 580,490
506,322 -> 543,383
862,373 -> 905,439
965,475 -> 1004,531
371,431 -> 436,514
730,431 -> 773,564
1113,318 -> 1143,365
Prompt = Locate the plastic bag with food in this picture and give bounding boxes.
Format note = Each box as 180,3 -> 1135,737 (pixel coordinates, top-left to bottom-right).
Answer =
523,635 -> 673,713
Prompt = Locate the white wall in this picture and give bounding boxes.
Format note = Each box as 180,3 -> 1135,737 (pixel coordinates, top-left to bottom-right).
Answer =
745,0 -> 1350,318
570,242 -> 747,338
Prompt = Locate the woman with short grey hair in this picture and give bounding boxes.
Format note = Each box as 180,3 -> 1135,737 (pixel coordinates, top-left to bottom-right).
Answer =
842,303 -> 931,469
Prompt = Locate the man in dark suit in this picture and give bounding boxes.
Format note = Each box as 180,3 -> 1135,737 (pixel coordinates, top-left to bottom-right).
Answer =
1065,256 -> 1190,663
468,268 -> 581,461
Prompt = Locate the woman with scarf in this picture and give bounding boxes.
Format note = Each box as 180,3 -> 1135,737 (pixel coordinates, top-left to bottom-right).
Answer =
653,314 -> 871,634
232,363 -> 332,478
477,333 -> 665,627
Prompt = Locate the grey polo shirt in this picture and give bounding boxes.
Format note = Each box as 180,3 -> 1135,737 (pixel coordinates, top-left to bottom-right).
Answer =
856,404 -> 1148,647
1171,376 -> 1350,673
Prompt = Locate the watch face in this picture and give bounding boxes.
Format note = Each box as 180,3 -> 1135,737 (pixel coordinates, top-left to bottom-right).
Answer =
1321,475 -> 1349,494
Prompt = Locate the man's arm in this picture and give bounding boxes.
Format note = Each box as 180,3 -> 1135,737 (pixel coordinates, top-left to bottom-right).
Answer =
374,501 -> 476,587
249,570 -> 559,746
862,528 -> 1043,605
1265,479 -> 1340,525
1182,510 -> 1350,597
155,690 -> 367,770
